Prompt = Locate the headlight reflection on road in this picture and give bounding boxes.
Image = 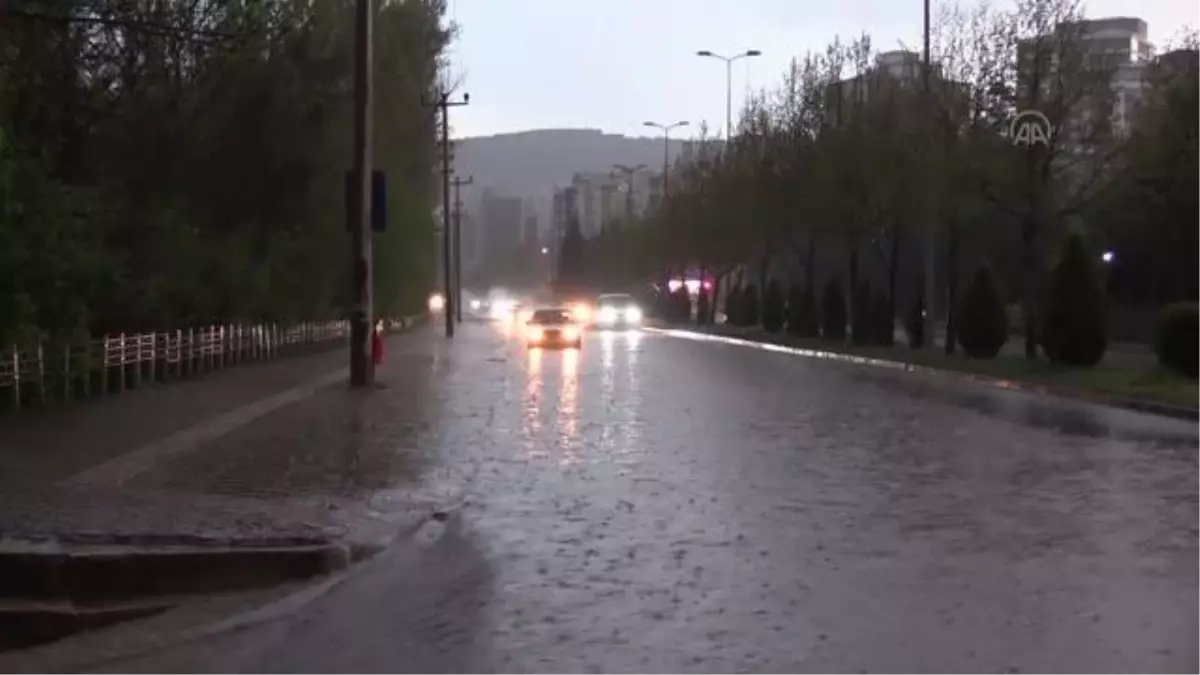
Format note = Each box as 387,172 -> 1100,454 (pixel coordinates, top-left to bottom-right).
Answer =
558,347 -> 580,466
522,347 -> 545,459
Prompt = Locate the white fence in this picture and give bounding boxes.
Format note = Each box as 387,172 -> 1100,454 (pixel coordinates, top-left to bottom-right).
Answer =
0,317 -> 417,410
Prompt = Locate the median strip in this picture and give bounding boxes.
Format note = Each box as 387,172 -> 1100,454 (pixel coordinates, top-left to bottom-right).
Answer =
647,326 -> 1198,420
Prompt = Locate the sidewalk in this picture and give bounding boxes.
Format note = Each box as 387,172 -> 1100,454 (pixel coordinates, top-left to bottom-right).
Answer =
0,320 -> 453,544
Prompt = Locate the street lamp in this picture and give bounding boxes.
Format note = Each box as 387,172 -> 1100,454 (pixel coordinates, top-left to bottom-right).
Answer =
643,121 -> 688,197
695,49 -> 762,143
612,163 -> 647,224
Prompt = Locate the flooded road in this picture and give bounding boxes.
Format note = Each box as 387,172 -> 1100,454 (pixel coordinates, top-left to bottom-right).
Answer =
85,322 -> 1199,673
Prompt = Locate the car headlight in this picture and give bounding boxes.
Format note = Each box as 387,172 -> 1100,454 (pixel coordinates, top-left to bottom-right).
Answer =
598,306 -> 618,324
625,306 -> 643,323
470,299 -> 481,310
572,303 -> 593,323
428,293 -> 446,312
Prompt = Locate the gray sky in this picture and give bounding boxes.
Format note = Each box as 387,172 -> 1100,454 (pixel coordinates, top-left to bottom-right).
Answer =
445,0 -> 1197,139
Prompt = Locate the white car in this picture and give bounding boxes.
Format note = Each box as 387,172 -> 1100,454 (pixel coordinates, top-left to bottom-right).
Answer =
592,293 -> 643,329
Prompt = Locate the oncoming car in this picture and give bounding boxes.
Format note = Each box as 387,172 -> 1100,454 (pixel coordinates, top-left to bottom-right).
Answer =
524,307 -> 583,349
593,293 -> 643,329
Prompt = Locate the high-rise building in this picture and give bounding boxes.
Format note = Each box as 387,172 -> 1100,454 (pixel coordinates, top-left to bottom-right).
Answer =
480,188 -> 523,258
1019,17 -> 1155,137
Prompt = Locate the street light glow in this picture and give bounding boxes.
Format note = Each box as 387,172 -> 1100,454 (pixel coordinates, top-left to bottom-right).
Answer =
541,247 -> 549,255
1102,251 -> 1115,264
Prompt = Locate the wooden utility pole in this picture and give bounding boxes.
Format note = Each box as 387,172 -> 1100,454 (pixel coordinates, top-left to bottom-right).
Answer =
348,0 -> 374,386
429,90 -> 469,338
451,175 -> 473,323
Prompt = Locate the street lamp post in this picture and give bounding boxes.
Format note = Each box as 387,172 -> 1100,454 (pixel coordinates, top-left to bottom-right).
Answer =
695,49 -> 761,143
612,163 -> 646,225
643,121 -> 688,198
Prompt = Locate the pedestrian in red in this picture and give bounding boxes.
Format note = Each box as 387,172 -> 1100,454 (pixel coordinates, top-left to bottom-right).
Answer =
371,320 -> 384,366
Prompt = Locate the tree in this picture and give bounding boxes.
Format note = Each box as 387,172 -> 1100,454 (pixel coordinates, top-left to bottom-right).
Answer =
1042,233 -> 1107,366
761,280 -> 785,333
956,264 -> 1009,358
555,216 -> 587,294
821,276 -> 847,341
0,0 -> 453,339
1093,45 -> 1198,307
942,0 -> 1123,360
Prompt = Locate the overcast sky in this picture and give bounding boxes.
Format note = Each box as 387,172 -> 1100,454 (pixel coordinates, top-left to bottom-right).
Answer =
444,0 -> 1196,139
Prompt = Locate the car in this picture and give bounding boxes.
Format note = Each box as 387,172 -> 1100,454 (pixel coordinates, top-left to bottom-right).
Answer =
592,293 -> 643,329
524,307 -> 583,348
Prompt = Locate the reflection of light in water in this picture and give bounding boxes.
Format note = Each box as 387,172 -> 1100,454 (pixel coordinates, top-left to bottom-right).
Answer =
623,330 -> 643,449
598,332 -> 617,449
558,347 -> 580,466
522,348 -> 544,457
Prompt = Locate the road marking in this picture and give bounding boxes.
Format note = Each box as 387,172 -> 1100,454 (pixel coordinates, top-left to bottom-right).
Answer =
643,327 -> 914,371
65,369 -> 350,489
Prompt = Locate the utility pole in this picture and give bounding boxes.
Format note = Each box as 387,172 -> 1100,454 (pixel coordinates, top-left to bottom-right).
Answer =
451,174 -> 473,323
922,0 -> 936,348
430,89 -> 469,338
348,0 -> 374,388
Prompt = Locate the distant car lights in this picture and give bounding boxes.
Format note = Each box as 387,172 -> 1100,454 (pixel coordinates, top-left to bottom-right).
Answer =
428,292 -> 446,312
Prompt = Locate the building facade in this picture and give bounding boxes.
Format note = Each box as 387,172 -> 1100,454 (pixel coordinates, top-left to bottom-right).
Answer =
480,188 -> 523,258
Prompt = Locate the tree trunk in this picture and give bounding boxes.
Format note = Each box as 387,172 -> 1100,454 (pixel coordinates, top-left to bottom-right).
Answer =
1020,214 -> 1040,361
886,226 -> 901,347
944,222 -> 959,356
847,235 -> 859,343
805,235 -> 817,294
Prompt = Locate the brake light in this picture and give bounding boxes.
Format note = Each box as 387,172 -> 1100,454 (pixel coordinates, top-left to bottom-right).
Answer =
526,325 -> 544,341
561,325 -> 580,341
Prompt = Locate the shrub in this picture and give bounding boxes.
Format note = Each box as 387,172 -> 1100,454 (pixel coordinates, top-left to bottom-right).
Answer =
761,280 -> 785,333
906,279 -> 925,348
1042,234 -> 1107,367
1155,302 -> 1198,377
872,291 -> 893,345
956,264 -> 1009,359
798,283 -> 820,337
821,276 -> 847,341
742,284 -> 760,326
695,290 -> 711,326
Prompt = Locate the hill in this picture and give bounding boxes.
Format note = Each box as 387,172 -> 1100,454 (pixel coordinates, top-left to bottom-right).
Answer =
452,128 -> 690,231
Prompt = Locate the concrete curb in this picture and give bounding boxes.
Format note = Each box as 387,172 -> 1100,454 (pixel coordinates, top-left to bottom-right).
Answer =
0,537 -> 352,604
0,536 -> 360,652
647,326 -> 1199,422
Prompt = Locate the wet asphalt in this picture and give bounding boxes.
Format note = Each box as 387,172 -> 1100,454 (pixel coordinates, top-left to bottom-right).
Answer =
90,320 -> 1198,673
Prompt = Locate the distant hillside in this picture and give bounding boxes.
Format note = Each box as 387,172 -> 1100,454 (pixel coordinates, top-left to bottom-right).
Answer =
453,128 -> 689,231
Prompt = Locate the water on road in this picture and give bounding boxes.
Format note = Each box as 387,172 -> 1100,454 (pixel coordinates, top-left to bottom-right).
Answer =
81,322 -> 1200,673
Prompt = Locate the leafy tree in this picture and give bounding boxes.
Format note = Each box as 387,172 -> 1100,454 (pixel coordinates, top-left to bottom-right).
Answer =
742,284 -> 760,327
1042,234 -> 1107,366
761,280 -> 785,333
555,216 -> 588,294
871,290 -> 892,346
821,276 -> 847,341
723,285 -> 741,326
956,265 -> 1009,358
